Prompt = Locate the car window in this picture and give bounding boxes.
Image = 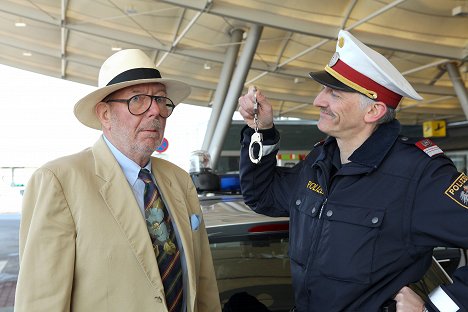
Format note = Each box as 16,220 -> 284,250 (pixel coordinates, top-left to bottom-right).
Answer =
210,234 -> 294,311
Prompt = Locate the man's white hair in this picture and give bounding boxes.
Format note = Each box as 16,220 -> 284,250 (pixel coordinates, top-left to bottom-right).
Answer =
359,94 -> 396,124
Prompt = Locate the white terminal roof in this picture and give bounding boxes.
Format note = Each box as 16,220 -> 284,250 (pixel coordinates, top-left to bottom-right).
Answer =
1,0 -> 467,125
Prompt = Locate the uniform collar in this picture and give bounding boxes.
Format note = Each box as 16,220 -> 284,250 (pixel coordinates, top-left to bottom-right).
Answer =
348,119 -> 401,168
318,119 -> 400,170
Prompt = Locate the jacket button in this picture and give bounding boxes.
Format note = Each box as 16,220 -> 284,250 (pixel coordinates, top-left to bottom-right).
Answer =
326,210 -> 333,217
295,199 -> 301,205
311,207 -> 316,214
401,137 -> 408,141
371,217 -> 379,224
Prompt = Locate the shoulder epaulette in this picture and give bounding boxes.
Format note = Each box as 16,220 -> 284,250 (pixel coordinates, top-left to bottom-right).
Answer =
414,138 -> 444,157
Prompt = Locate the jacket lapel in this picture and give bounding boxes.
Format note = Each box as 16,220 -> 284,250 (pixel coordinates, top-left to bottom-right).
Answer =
92,137 -> 164,289
152,160 -> 197,309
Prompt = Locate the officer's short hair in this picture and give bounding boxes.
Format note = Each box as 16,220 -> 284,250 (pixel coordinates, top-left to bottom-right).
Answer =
359,93 -> 396,124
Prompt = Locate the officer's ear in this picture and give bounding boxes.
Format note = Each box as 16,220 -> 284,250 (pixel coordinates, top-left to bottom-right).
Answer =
364,101 -> 387,123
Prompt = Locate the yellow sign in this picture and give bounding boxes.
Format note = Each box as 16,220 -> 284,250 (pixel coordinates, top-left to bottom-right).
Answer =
423,120 -> 446,137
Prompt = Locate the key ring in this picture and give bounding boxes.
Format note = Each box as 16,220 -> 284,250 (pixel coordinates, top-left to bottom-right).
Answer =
249,87 -> 263,164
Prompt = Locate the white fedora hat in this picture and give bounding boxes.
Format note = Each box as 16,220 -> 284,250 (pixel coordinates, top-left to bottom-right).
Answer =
74,49 -> 191,129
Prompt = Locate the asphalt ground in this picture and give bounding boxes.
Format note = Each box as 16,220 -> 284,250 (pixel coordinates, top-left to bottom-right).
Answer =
0,214 -> 19,311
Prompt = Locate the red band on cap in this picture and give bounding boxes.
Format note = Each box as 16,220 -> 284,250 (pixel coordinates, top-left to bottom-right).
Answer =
332,59 -> 402,108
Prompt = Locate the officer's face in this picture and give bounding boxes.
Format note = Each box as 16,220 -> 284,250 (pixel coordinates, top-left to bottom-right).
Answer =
313,86 -> 368,139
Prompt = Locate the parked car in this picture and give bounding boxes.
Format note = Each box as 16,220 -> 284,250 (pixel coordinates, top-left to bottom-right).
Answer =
199,189 -> 461,311
202,194 -> 293,310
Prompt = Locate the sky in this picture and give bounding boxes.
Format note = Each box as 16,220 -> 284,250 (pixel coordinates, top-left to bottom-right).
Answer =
0,63 -> 230,179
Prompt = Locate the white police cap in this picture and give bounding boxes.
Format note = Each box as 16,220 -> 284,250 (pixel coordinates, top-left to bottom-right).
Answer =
309,30 -> 423,108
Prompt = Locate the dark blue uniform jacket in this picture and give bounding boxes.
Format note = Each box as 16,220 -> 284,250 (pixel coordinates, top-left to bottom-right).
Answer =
239,120 -> 468,312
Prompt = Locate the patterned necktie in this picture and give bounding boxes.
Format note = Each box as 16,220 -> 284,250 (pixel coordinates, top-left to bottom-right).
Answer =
138,169 -> 183,312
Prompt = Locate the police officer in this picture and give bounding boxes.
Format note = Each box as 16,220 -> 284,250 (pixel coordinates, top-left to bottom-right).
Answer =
238,30 -> 468,311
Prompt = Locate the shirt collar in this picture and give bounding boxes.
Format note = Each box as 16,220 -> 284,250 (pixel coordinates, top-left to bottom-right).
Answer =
102,135 -> 152,186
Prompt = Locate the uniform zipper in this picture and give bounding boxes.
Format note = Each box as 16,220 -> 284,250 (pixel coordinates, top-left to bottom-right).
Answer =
318,197 -> 328,219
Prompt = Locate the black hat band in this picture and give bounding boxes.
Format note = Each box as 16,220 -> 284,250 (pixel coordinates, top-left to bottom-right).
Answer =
107,68 -> 162,86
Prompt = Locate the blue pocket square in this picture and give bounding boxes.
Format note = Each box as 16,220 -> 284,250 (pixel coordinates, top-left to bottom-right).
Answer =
190,214 -> 201,231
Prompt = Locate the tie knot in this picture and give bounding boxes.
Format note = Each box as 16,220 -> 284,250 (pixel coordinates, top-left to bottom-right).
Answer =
138,169 -> 153,184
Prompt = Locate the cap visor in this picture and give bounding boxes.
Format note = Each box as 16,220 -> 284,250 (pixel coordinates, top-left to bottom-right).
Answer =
309,70 -> 355,93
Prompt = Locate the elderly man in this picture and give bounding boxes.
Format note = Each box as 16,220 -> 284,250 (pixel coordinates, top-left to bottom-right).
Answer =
238,30 -> 468,311
15,49 -> 221,312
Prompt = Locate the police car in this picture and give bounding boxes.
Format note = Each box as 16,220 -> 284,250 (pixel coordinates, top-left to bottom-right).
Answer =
202,193 -> 293,310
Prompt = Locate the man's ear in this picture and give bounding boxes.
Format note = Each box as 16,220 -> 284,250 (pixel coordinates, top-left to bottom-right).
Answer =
364,101 -> 387,123
95,102 -> 111,130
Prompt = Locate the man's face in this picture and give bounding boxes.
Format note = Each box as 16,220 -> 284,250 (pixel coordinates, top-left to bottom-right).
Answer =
103,83 -> 167,163
313,86 -> 368,139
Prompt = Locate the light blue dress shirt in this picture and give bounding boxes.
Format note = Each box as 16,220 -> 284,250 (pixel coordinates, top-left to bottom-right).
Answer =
103,135 -> 187,311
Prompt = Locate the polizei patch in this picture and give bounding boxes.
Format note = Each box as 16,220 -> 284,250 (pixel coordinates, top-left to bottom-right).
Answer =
444,173 -> 468,209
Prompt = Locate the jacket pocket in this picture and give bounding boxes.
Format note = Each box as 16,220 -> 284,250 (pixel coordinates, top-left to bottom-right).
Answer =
316,202 -> 384,284
288,195 -> 322,267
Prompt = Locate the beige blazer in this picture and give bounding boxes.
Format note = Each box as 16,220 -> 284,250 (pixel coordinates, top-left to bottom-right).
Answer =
15,137 -> 221,312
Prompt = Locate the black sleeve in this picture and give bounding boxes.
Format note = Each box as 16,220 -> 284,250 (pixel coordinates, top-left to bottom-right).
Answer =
239,125 -> 303,217
411,157 -> 468,311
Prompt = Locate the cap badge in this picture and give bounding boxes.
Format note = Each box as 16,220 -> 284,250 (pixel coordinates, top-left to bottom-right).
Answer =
338,36 -> 345,48
328,52 -> 340,67
421,139 -> 432,147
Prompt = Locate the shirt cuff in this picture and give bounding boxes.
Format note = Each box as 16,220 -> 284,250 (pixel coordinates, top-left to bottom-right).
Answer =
428,286 -> 460,312
241,125 -> 280,157
262,142 -> 280,156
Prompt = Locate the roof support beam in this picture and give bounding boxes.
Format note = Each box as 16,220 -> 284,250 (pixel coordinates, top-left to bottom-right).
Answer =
202,28 -> 243,151
209,24 -> 263,168
273,31 -> 293,69
0,30 -> 458,100
159,0 -> 465,60
2,1 -> 460,102
4,0 -> 463,60
60,0 -> 69,79
246,0 -> 406,85
157,0 -> 213,66
174,75 -> 313,103
398,96 -> 454,112
446,62 -> 468,120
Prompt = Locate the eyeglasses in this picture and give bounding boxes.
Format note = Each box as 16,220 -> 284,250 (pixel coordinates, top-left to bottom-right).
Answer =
106,94 -> 175,118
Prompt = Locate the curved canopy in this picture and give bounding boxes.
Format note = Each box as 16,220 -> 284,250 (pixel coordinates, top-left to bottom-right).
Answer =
1,0 -> 467,125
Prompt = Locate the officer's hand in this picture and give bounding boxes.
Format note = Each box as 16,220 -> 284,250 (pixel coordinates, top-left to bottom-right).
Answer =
238,86 -> 274,130
394,286 -> 425,312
